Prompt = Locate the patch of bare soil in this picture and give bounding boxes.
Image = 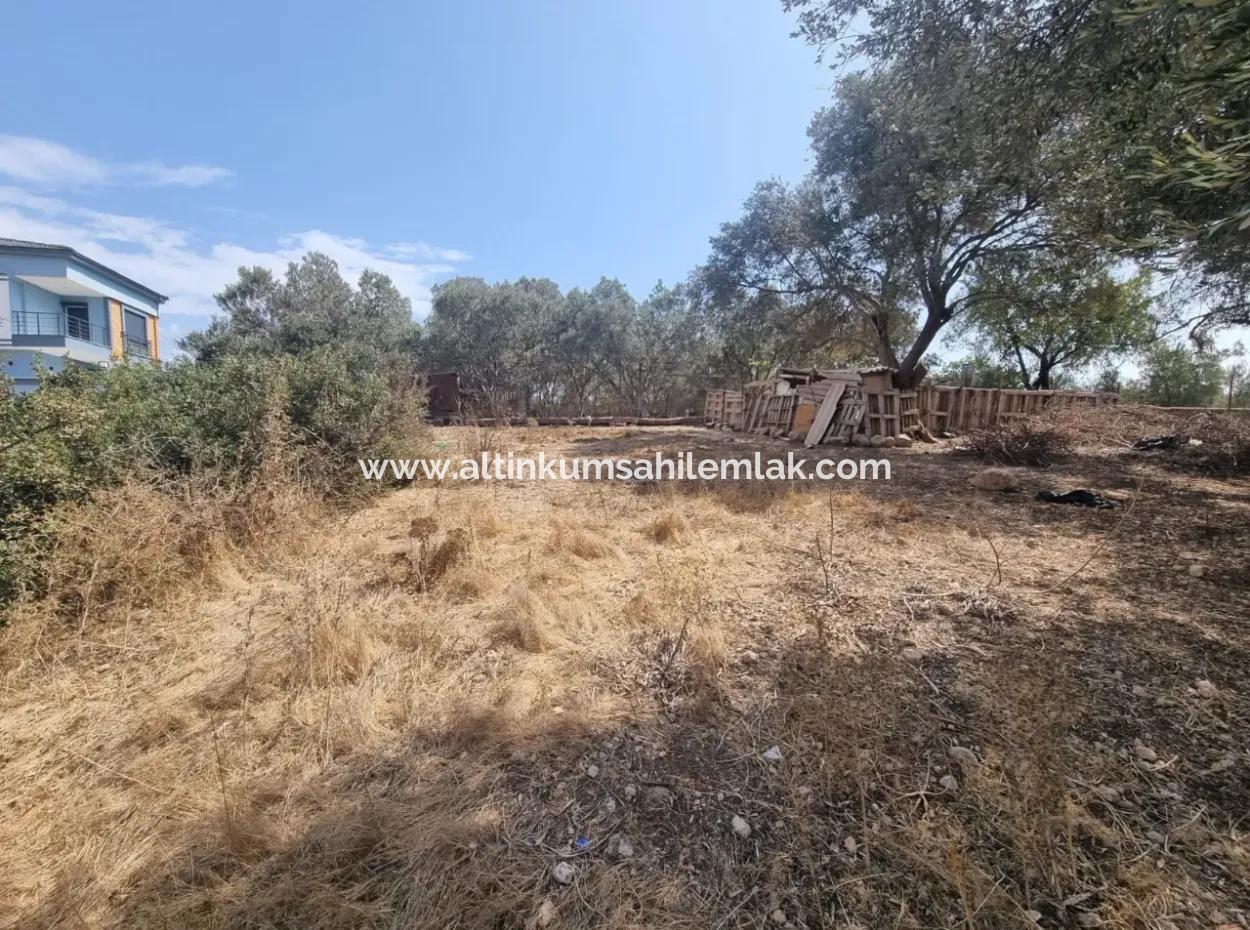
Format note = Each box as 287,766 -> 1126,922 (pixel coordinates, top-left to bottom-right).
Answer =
2,425 -> 1247,930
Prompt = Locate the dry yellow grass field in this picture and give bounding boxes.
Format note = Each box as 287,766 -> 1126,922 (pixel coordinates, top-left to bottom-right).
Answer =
2,425 -> 1248,930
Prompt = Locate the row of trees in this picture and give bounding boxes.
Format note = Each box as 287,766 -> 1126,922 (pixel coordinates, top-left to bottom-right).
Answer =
184,253 -> 1246,419
420,277 -> 708,418
183,0 -> 1249,411
697,0 -> 1248,390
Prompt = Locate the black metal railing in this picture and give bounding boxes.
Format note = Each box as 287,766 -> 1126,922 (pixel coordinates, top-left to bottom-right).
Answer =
125,335 -> 152,359
12,310 -> 110,347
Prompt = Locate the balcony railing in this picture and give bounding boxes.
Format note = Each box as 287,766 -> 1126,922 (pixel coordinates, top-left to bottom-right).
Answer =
125,335 -> 152,359
13,310 -> 110,347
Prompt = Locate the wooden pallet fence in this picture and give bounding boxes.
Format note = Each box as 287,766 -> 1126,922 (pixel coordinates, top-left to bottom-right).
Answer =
704,389 -> 745,430
917,386 -> 1118,433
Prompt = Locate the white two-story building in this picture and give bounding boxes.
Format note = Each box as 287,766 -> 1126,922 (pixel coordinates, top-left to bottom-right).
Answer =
0,237 -> 166,393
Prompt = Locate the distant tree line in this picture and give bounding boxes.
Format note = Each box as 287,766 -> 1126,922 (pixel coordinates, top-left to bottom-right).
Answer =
183,0 -> 1250,410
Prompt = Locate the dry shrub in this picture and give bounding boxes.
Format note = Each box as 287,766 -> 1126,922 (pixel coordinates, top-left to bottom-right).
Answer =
963,418 -> 1072,467
308,612 -> 381,685
461,423 -> 515,458
489,584 -> 559,652
548,519 -> 618,560
646,509 -> 688,543
686,625 -> 727,680
408,514 -> 439,538
37,473 -> 316,627
701,479 -> 795,513
391,528 -> 472,591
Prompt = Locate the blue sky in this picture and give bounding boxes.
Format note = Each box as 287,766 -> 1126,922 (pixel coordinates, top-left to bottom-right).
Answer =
0,0 -> 834,345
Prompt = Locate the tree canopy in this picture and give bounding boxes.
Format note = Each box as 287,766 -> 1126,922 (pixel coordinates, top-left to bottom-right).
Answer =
958,256 -> 1157,389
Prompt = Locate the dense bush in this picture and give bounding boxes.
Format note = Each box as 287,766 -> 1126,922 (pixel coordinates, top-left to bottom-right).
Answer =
0,348 -> 425,616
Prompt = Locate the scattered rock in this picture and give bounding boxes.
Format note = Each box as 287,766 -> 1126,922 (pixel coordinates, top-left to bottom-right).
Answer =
1195,679 -> 1218,698
970,468 -> 1019,492
1188,564 -> 1205,578
535,899 -> 558,927
843,835 -> 858,854
948,745 -> 979,766
623,784 -> 638,800
1093,785 -> 1120,803
644,786 -> 673,808
586,764 -> 600,778
740,650 -> 760,665
1133,740 -> 1159,763
1206,755 -> 1236,774
894,434 -> 913,448
771,909 -> 787,925
852,433 -> 872,448
731,815 -> 752,839
1131,685 -> 1148,697
551,861 -> 576,885
607,833 -> 634,858
869,434 -> 888,448
939,774 -> 959,793
762,745 -> 784,763
900,647 -> 925,662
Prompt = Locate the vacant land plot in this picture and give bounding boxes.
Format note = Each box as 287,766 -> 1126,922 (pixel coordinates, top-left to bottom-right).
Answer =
2,425 -> 1247,930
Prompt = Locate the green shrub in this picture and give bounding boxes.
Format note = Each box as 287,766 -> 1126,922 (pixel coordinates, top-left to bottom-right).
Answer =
0,348 -> 425,616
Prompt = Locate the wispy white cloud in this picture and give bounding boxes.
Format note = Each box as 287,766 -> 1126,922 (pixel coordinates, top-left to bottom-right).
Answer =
385,241 -> 473,263
0,135 -> 232,189
0,186 -> 468,325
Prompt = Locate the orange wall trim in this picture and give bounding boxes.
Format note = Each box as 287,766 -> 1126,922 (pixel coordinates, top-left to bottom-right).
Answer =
107,300 -> 124,361
146,315 -> 160,363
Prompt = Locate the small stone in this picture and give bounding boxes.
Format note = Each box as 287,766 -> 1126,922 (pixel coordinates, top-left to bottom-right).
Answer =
1195,679 -> 1218,698
740,650 -> 760,665
551,861 -> 576,885
948,746 -> 979,766
604,797 -> 617,813
869,434 -> 888,447
1187,564 -> 1205,578
771,909 -> 787,925
939,774 -> 959,793
1093,785 -> 1120,802
1023,910 -> 1043,924
797,785 -> 813,797
644,785 -> 673,807
843,835 -> 858,854
900,647 -> 925,662
970,468 -> 1019,492
1133,740 -> 1159,763
607,833 -> 634,858
1131,685 -> 1148,697
623,784 -> 638,800
762,745 -> 784,763
586,764 -> 600,778
730,815 -> 752,839
894,434 -> 913,448
536,899 -> 558,927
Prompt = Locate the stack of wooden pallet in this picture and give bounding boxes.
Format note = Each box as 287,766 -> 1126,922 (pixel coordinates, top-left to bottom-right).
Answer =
709,369 -> 1120,446
704,389 -> 745,430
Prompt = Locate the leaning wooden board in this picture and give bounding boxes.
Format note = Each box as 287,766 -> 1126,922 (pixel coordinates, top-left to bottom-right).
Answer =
804,379 -> 847,447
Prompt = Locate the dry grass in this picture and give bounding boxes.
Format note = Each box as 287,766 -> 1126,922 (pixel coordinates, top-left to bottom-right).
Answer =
645,509 -> 688,543
2,424 -> 1248,930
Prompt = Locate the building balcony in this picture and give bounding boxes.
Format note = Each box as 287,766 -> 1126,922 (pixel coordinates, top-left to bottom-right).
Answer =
13,309 -> 110,347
